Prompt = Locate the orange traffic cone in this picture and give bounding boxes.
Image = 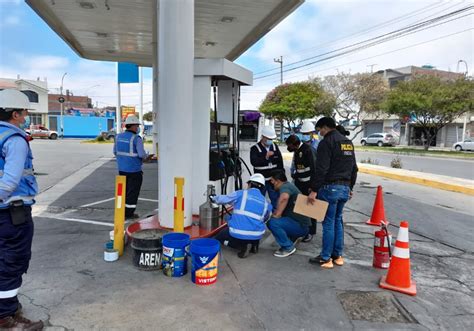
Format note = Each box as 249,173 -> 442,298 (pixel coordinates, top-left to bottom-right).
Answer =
379,221 -> 416,296
366,185 -> 388,226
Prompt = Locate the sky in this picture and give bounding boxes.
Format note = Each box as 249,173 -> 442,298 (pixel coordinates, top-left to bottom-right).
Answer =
0,0 -> 472,112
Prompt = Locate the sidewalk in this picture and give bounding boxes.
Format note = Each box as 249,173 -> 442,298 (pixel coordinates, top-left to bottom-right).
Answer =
358,163 -> 474,196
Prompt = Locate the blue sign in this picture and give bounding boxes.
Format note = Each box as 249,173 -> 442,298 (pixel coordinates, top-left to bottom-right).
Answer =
118,62 -> 139,84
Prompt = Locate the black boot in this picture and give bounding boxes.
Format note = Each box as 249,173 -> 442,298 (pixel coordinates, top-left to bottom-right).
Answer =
250,242 -> 259,254
237,244 -> 251,258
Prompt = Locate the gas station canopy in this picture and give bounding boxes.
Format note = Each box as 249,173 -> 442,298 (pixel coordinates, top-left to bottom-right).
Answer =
26,0 -> 304,66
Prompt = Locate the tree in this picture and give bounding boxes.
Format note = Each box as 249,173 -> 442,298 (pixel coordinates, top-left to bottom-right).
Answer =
259,81 -> 334,134
321,72 -> 388,139
143,111 -> 153,121
384,75 -> 473,150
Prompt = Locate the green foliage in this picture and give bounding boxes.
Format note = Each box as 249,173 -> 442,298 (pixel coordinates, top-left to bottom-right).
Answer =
95,135 -> 105,142
143,111 -> 153,121
390,156 -> 403,169
384,76 -> 474,150
259,81 -> 334,131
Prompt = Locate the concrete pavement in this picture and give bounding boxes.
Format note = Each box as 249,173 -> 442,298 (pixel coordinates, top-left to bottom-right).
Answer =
19,141 -> 473,330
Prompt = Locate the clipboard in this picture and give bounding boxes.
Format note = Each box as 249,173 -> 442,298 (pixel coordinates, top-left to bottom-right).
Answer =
293,194 -> 329,221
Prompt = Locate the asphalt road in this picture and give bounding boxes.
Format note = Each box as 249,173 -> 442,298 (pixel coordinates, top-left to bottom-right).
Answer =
356,151 -> 474,180
30,139 -> 153,192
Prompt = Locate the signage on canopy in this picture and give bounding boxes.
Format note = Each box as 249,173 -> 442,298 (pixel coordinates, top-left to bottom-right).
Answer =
118,62 -> 139,84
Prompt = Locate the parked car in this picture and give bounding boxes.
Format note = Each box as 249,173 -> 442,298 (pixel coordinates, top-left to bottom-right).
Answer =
361,133 -> 396,147
102,128 -> 116,141
25,125 -> 58,140
101,128 -> 149,141
453,139 -> 474,151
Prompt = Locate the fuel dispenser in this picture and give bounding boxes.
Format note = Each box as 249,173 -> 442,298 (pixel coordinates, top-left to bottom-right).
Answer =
200,79 -> 262,228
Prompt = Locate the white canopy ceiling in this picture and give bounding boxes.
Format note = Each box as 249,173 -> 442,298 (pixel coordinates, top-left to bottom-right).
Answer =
26,0 -> 304,66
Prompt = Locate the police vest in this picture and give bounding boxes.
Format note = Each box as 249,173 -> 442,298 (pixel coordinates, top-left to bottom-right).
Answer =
294,143 -> 314,186
0,124 -> 38,209
228,188 -> 270,240
115,131 -> 143,173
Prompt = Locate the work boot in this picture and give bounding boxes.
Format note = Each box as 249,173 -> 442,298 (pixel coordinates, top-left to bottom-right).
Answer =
237,244 -> 251,258
15,303 -> 23,317
0,315 -> 43,330
332,255 -> 344,266
309,255 -> 334,269
250,243 -> 259,254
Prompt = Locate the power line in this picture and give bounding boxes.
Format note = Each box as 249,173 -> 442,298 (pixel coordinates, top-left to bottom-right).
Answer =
254,8 -> 473,81
255,6 -> 473,79
255,28 -> 473,86
253,1 -> 460,75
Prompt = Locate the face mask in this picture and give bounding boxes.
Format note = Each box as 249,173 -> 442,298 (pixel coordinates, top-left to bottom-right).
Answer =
265,139 -> 273,147
136,127 -> 141,134
301,134 -> 311,142
19,115 -> 30,130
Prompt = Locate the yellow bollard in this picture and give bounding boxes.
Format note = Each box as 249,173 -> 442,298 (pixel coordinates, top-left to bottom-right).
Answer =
113,175 -> 126,256
174,177 -> 185,233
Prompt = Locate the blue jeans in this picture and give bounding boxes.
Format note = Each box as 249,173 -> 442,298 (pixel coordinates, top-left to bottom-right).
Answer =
267,217 -> 309,250
318,185 -> 350,260
263,181 -> 279,209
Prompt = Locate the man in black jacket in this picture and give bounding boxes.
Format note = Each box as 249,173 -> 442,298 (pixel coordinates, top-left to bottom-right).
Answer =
250,126 -> 284,208
286,134 -> 316,242
307,117 -> 358,269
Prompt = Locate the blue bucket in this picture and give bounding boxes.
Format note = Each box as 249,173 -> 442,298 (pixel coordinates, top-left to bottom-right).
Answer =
162,233 -> 190,277
190,238 -> 220,285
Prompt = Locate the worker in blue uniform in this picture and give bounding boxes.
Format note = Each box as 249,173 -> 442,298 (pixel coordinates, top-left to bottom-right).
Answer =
113,115 -> 148,219
0,89 -> 44,329
212,174 -> 272,258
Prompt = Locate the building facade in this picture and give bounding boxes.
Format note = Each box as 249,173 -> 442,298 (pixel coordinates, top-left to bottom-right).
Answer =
0,77 -> 49,126
360,66 -> 471,148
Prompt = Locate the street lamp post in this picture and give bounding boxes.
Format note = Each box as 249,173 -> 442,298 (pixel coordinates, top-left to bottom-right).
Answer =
60,72 -> 67,138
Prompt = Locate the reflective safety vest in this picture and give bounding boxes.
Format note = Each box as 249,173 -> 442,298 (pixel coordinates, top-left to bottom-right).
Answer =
228,188 -> 271,240
294,142 -> 315,186
250,142 -> 283,181
0,124 -> 38,209
115,130 -> 143,173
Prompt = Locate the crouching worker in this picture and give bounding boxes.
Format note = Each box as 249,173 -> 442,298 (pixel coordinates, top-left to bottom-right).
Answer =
267,169 -> 311,258
212,174 -> 272,258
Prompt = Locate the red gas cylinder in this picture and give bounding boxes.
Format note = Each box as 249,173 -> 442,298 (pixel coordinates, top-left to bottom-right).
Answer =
373,227 -> 392,269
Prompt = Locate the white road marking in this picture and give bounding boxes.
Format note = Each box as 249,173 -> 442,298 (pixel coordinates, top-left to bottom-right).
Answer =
138,198 -> 158,202
80,197 -> 115,207
40,214 -> 114,227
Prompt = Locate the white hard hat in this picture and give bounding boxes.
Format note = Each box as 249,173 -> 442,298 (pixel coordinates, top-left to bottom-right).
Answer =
248,173 -> 266,186
0,89 -> 33,110
124,115 -> 140,125
261,126 -> 277,139
300,121 -> 315,134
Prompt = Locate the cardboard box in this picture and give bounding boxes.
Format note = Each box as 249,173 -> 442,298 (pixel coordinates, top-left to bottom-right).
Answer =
294,194 -> 329,221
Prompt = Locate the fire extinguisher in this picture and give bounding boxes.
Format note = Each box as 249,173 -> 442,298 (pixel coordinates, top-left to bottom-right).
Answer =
373,223 -> 392,269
